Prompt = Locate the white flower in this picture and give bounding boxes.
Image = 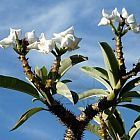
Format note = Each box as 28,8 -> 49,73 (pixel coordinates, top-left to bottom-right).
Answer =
0,28 -> 21,48
126,14 -> 140,33
53,26 -> 81,50
129,23 -> 140,33
25,30 -> 38,44
53,26 -> 74,38
126,14 -> 136,24
27,33 -> 55,54
60,34 -> 82,51
98,17 -> 110,26
98,8 -> 120,26
122,8 -> 129,19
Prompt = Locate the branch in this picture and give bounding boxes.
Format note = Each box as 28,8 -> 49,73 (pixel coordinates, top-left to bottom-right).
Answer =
18,54 -> 78,129
64,98 -> 117,139
122,61 -> 140,80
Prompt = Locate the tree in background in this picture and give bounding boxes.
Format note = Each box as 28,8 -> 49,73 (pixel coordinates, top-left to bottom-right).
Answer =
0,8 -> 140,140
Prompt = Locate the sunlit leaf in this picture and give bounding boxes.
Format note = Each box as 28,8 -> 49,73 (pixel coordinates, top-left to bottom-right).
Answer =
56,82 -> 78,104
99,42 -> 119,88
129,115 -> 140,140
78,89 -> 108,100
0,75 -> 39,98
81,66 -> 112,91
120,77 -> 140,97
59,55 -> 88,78
11,107 -> 46,131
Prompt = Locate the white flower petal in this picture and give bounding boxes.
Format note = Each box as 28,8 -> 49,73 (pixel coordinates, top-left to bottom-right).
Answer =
25,30 -> 37,44
38,39 -> 55,54
98,17 -> 110,26
60,34 -> 81,50
0,37 -> 14,48
122,8 -> 128,19
127,14 -> 136,24
111,8 -> 120,21
27,41 -> 39,50
130,24 -> 140,33
102,9 -> 110,18
53,26 -> 74,37
9,28 -> 21,40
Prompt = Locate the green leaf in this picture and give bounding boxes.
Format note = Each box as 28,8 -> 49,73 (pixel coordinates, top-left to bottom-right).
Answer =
78,89 -> 108,100
118,97 -> 132,103
0,75 -> 39,98
103,108 -> 126,138
41,66 -> 48,83
11,107 -> 46,131
86,123 -> 103,138
81,66 -> 112,91
59,55 -> 88,78
129,115 -> 140,140
107,120 -> 118,140
107,111 -> 125,137
121,91 -> 140,99
120,77 -> 140,97
35,66 -> 48,83
119,104 -> 140,112
99,42 -> 119,88
114,109 -> 125,134
56,82 -> 78,104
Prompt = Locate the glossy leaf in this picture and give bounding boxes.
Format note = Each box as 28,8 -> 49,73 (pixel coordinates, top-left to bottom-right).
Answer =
56,82 -> 78,104
107,112 -> 125,137
120,77 -> 140,97
81,66 -> 112,91
11,107 -> 46,131
107,120 -> 118,140
103,108 -> 126,138
59,55 -> 88,78
78,89 -> 108,100
0,75 -> 39,98
99,42 -> 119,88
86,123 -> 103,138
121,91 -> 140,99
119,104 -> 140,112
129,115 -> 140,140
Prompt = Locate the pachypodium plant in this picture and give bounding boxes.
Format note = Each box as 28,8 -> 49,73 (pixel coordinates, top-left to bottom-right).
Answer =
0,8 -> 140,140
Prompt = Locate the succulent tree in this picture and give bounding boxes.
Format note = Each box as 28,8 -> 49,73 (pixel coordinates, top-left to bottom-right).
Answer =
0,8 -> 140,140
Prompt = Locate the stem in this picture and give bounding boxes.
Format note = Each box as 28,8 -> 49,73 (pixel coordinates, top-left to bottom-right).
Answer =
115,21 -> 126,77
18,55 -> 54,105
64,98 -> 116,139
18,54 -> 117,140
116,35 -> 126,76
18,54 -> 78,130
122,61 -> 140,80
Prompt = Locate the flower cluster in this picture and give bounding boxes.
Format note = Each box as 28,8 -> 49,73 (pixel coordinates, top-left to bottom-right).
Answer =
98,8 -> 140,33
0,27 -> 81,54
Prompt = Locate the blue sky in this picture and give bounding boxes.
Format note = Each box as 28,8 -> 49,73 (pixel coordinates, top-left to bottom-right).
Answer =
0,0 -> 140,139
